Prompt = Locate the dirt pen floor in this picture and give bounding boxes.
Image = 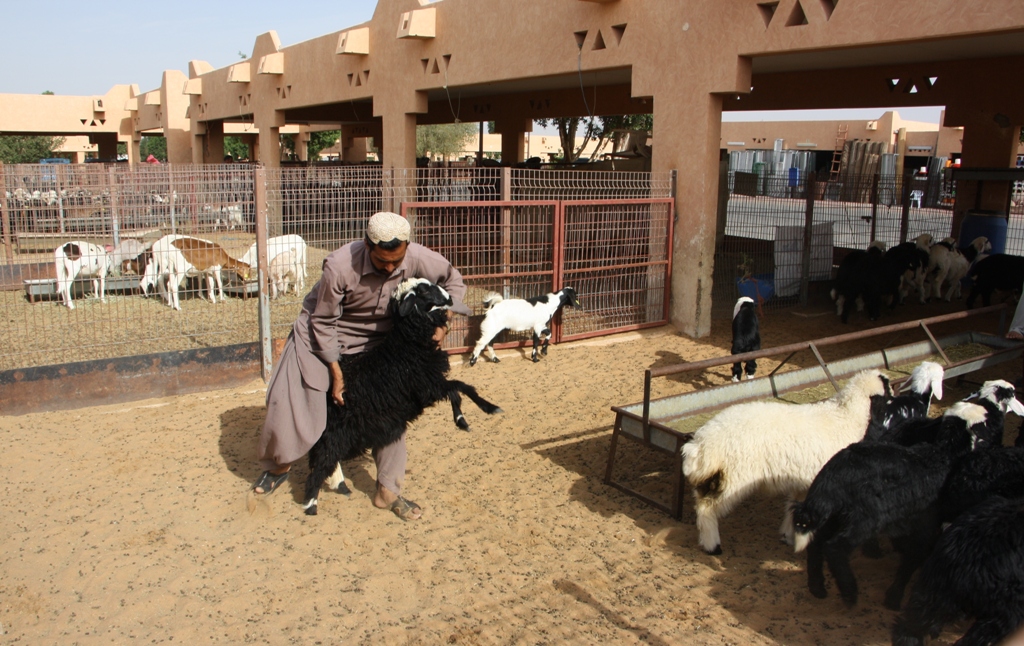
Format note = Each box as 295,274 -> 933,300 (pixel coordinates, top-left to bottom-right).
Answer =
2,297 -> 1023,645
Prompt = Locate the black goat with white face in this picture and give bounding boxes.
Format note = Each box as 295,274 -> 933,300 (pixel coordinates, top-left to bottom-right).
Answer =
793,400 -> 996,610
303,278 -> 503,516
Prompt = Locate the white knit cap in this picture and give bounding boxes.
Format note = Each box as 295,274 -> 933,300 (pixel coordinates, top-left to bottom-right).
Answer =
366,211 -> 411,245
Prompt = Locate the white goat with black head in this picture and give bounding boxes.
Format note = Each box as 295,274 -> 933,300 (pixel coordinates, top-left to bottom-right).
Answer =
469,286 -> 582,365
54,241 -> 111,310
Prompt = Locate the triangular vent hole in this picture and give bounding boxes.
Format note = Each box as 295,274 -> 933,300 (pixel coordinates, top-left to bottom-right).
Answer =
757,2 -> 779,28
786,1 -> 809,26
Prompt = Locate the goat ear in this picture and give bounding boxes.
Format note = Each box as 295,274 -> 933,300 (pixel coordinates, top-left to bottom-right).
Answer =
398,294 -> 420,318
1009,397 -> 1024,417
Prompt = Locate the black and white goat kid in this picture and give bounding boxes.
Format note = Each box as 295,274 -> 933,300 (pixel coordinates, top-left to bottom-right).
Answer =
302,278 -> 503,516
469,286 -> 581,365
731,296 -> 760,381
864,361 -> 944,441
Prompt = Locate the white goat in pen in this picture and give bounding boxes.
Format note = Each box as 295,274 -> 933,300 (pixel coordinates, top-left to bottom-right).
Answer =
681,369 -> 893,555
469,287 -> 582,365
239,234 -> 308,292
269,249 -> 301,299
54,241 -> 111,309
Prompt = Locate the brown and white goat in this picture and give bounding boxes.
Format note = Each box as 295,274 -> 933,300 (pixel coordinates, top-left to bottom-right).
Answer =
170,237 -> 251,303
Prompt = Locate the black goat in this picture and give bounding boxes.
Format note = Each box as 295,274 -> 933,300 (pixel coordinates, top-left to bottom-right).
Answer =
966,253 -> 1024,308
892,496 -> 1024,646
792,401 -> 995,610
302,278 -> 503,516
730,296 -> 760,382
880,242 -> 930,307
831,243 -> 885,323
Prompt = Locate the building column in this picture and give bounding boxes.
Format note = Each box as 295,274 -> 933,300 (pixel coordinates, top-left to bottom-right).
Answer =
380,112 -> 417,170
201,121 -> 226,164
495,117 -> 531,166
296,129 -> 310,162
948,108 -> 1022,234
254,108 -> 285,168
651,91 -> 725,338
92,133 -> 120,162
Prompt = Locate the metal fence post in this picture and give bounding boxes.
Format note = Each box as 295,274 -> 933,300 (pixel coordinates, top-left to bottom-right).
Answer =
107,168 -> 121,247
800,171 -> 817,306
899,170 -> 912,244
55,165 -> 66,234
869,172 -> 880,242
254,165 -> 273,381
0,163 -> 12,265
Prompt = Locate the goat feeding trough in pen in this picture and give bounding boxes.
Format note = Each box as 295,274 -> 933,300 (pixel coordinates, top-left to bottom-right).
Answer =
605,306 -> 1023,520
24,275 -> 141,303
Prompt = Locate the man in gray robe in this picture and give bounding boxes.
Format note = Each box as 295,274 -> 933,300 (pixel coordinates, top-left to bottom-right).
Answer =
252,211 -> 470,521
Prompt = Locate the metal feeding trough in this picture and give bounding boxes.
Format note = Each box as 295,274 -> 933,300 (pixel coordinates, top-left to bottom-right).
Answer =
24,275 -> 141,303
605,306 -> 1023,520
220,268 -> 259,298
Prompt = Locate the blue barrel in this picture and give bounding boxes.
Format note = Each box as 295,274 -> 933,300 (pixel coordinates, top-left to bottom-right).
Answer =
959,210 -> 1007,254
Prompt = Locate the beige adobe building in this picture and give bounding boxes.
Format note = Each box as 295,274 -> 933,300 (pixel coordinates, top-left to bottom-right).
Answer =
2,0 -> 1023,337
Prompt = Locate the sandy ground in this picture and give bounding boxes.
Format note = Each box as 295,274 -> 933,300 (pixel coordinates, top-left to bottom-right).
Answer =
1,298 -> 1021,645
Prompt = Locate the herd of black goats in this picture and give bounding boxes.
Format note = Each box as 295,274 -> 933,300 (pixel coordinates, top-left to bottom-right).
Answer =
719,231 -> 1024,645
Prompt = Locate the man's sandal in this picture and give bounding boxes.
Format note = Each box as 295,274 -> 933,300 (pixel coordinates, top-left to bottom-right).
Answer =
252,470 -> 289,495
389,495 -> 422,521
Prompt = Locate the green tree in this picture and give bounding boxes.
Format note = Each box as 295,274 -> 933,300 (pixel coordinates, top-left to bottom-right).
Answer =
140,136 -> 167,162
308,130 -> 341,160
224,136 -> 250,161
416,123 -> 477,161
536,114 -> 653,163
0,135 -> 66,163
0,91 -> 66,163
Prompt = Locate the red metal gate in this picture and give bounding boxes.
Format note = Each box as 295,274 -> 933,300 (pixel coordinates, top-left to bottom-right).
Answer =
403,197 -> 674,355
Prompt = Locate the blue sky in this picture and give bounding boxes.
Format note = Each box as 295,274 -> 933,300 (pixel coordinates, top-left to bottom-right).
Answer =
2,1 -> 942,126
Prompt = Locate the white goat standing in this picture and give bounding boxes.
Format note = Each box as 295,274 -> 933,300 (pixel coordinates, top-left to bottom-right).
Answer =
681,369 -> 892,555
139,234 -> 193,310
269,249 -> 299,299
469,286 -> 581,365
54,241 -> 111,310
239,234 -> 308,292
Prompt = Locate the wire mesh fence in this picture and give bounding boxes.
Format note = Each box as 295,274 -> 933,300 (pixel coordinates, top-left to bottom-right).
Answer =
1,163 -> 675,374
712,169 -> 1024,318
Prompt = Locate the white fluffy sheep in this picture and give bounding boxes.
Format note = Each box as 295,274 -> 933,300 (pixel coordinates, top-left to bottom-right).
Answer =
681,369 -> 892,554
